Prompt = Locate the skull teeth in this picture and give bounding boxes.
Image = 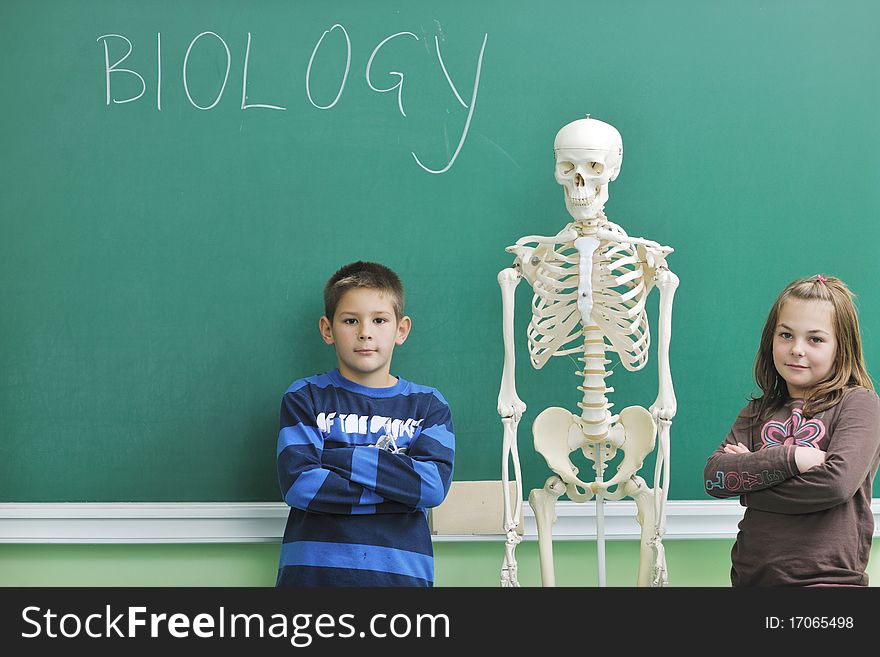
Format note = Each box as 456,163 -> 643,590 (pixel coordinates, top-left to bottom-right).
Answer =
568,187 -> 601,205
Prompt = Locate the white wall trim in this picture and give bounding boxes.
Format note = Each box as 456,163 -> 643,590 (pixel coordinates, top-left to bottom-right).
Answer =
0,503 -> 287,544
1,500 -> 878,544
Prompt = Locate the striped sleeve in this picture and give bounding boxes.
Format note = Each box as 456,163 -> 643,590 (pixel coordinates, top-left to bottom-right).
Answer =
322,393 -> 455,509
276,387 -> 412,515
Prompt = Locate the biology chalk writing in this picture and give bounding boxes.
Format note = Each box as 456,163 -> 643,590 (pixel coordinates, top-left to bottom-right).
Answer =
96,24 -> 489,174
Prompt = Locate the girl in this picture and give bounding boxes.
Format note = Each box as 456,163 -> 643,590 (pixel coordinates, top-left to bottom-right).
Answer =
704,274 -> 880,586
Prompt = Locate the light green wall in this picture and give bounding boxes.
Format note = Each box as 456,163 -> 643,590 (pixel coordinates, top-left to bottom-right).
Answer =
435,540 -> 737,587
2,540 -> 878,586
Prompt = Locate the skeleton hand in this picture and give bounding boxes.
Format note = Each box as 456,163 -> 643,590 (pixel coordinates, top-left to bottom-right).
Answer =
501,530 -> 522,588
650,533 -> 668,587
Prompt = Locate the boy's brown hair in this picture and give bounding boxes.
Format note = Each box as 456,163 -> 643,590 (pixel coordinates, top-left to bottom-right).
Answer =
751,274 -> 873,419
323,261 -> 405,321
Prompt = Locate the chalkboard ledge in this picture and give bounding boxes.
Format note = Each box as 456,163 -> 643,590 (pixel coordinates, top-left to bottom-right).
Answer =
5,500 -> 876,544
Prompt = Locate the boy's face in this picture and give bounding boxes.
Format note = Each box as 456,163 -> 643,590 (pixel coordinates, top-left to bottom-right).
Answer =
319,287 -> 411,388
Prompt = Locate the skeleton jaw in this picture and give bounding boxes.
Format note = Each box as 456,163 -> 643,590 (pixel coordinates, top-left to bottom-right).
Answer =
564,184 -> 608,223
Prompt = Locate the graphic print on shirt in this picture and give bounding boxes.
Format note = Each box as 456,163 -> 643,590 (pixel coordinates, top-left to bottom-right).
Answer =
315,411 -> 424,453
704,467 -> 785,492
759,407 -> 825,450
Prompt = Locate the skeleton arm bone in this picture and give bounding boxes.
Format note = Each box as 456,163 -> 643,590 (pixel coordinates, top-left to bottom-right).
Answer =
648,264 -> 678,550
498,267 -> 525,586
498,268 -> 526,422
498,268 -> 525,519
649,265 -> 678,422
500,416 -> 523,587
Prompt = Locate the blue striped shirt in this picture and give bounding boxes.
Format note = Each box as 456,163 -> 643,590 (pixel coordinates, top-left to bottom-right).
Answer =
276,369 -> 455,587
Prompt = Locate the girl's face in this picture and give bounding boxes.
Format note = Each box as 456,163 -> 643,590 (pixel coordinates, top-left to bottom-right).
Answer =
772,298 -> 838,398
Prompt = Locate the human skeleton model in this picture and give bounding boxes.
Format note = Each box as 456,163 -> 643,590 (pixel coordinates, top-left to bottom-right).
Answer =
497,117 -> 678,587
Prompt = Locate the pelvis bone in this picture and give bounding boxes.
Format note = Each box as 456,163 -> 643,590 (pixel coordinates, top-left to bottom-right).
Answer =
533,405 -> 656,498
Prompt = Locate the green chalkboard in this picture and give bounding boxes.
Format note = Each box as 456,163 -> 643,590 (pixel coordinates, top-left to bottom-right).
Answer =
2,0 -> 879,502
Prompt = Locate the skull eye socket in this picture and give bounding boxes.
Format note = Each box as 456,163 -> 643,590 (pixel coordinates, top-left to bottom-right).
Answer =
589,161 -> 604,175
557,161 -> 575,176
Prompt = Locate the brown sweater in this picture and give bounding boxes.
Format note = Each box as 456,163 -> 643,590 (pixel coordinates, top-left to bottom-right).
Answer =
704,387 -> 880,586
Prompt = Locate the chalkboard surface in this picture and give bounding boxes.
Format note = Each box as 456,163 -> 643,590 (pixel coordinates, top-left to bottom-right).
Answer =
2,0 -> 879,502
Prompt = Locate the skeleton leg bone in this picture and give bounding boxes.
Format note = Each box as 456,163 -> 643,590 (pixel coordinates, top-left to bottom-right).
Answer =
621,476 -> 662,587
528,475 -> 566,587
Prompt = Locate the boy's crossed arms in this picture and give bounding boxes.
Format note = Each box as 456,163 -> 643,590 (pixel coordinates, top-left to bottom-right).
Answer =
278,391 -> 454,516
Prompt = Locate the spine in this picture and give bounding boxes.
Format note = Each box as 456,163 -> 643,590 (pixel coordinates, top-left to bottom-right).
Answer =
576,323 -> 612,441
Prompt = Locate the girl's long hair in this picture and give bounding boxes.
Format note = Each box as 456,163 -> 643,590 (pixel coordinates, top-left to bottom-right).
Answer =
751,274 -> 873,420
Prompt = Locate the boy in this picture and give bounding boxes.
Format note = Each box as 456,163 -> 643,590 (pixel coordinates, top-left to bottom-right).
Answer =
275,261 -> 455,587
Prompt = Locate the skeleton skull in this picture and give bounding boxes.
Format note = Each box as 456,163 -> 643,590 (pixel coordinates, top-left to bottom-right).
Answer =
554,117 -> 623,223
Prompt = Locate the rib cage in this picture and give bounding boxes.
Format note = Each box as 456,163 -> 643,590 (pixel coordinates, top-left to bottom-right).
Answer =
524,225 -> 652,371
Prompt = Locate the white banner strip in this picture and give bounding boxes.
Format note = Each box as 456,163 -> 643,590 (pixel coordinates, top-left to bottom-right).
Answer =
1,500 -> 877,544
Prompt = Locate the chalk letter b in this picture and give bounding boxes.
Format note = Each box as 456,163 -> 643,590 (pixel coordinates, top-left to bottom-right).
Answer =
97,34 -> 146,105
